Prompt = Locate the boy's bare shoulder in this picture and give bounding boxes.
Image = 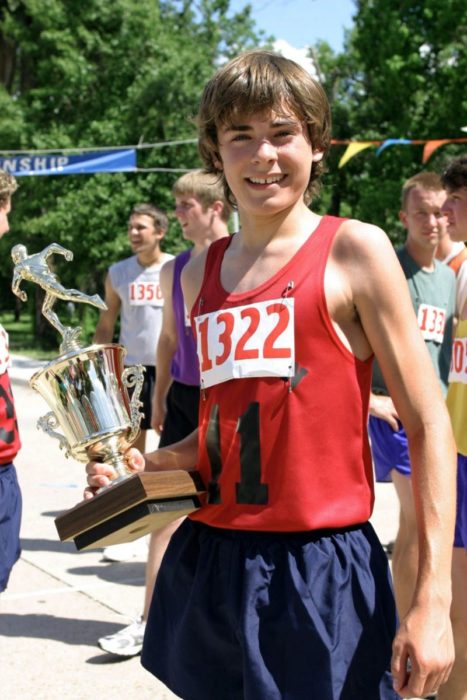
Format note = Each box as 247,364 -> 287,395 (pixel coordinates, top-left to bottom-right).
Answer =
160,256 -> 176,277
334,218 -> 391,251
181,247 -> 210,306
331,218 -> 396,268
159,257 -> 176,294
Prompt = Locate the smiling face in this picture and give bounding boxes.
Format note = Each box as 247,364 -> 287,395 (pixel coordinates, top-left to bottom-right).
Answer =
216,108 -> 321,219
197,51 -> 331,207
442,187 -> 467,243
127,214 -> 164,257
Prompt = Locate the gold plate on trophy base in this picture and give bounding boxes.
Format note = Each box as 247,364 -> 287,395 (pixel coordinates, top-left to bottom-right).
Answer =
55,470 -> 205,551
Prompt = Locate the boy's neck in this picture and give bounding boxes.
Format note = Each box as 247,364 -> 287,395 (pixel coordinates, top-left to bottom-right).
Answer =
237,202 -> 319,249
137,248 -> 164,267
191,223 -> 229,257
405,240 -> 436,271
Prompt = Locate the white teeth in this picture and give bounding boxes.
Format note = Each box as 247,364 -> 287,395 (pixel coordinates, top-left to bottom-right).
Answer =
249,176 -> 283,184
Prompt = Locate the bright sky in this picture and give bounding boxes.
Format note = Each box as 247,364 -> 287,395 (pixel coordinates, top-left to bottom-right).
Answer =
228,0 -> 356,51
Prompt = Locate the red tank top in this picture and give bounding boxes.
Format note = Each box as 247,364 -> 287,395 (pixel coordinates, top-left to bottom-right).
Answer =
190,215 -> 374,531
0,371 -> 21,465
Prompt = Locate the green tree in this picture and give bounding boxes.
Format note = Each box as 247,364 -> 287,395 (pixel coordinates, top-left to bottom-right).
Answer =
310,0 -> 466,243
0,0 -> 265,344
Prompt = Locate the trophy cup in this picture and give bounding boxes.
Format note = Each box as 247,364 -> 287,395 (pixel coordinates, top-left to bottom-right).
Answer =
11,243 -> 204,550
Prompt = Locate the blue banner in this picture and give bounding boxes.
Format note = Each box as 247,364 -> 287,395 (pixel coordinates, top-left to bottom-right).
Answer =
376,139 -> 412,156
0,149 -> 136,176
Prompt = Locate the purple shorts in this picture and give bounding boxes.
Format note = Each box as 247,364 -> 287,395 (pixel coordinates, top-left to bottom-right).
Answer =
454,453 -> 467,549
368,416 -> 411,482
0,463 -> 22,592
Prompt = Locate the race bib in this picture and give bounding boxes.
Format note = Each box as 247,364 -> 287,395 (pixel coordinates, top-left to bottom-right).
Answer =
0,325 -> 11,375
195,298 -> 295,389
129,281 -> 163,307
417,303 -> 446,343
449,337 -> 467,384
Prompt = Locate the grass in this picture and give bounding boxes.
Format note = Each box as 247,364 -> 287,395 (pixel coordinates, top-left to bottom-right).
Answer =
0,310 -> 99,360
0,311 -> 57,359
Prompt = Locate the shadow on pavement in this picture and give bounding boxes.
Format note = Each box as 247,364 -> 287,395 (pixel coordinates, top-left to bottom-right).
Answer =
41,510 -> 72,518
20,537 -> 78,554
86,653 -> 141,665
0,613 -> 125,645
67,562 -> 145,585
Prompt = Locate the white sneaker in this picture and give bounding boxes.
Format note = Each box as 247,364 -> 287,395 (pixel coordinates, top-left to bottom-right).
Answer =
98,618 -> 146,657
101,536 -> 149,563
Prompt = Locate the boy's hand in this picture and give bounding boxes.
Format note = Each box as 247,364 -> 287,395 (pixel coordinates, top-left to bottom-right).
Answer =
391,601 -> 454,698
369,393 -> 400,431
83,447 -> 145,499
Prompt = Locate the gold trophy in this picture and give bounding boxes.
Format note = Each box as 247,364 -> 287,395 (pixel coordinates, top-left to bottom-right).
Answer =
11,244 -> 204,550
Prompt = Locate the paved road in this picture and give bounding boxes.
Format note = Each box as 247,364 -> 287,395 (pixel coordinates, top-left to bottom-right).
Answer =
0,356 -> 400,700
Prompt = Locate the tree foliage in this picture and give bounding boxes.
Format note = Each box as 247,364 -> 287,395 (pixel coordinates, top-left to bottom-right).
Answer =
0,0 -> 266,330
312,0 -> 467,242
1,0 -> 466,344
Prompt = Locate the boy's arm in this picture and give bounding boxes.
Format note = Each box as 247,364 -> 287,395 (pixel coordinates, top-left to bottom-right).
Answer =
340,221 -> 455,698
152,259 -> 178,434
93,273 -> 121,344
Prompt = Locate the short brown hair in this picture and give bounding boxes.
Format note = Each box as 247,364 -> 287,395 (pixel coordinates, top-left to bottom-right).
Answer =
172,170 -> 232,222
442,155 -> 467,192
130,203 -> 168,231
197,50 -> 332,206
0,169 -> 18,208
401,172 -> 444,211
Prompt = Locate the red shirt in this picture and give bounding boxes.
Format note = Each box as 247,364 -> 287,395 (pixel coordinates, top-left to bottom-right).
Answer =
190,216 -> 374,531
0,326 -> 21,464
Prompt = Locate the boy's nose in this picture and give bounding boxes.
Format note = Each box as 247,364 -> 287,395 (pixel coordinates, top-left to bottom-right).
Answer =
252,139 -> 277,162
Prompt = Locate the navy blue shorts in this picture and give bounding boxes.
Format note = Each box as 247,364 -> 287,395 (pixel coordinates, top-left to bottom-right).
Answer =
142,519 -> 400,700
368,416 -> 411,482
0,463 -> 22,592
158,381 -> 199,448
454,453 -> 467,549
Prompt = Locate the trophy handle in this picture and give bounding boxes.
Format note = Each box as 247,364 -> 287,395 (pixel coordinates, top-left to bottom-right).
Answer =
37,411 -> 72,457
122,365 -> 145,445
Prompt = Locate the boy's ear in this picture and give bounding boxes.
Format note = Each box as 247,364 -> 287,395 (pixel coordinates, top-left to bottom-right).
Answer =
209,200 -> 224,218
213,152 -> 223,170
312,150 -> 324,163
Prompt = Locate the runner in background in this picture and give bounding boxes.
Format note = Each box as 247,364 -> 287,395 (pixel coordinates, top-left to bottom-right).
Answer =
93,203 -> 173,563
97,171 -> 230,656
369,172 -> 456,625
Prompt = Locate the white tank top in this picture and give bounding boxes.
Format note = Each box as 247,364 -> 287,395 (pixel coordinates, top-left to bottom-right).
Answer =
109,254 -> 173,365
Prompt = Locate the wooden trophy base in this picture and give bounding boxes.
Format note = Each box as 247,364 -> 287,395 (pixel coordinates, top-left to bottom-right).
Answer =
55,470 -> 205,551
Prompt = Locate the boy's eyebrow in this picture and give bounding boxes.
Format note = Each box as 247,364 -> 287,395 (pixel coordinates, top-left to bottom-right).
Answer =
221,124 -> 251,133
221,117 -> 300,133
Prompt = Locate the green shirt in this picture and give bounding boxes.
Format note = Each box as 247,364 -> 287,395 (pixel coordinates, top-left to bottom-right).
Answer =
372,246 -> 456,397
